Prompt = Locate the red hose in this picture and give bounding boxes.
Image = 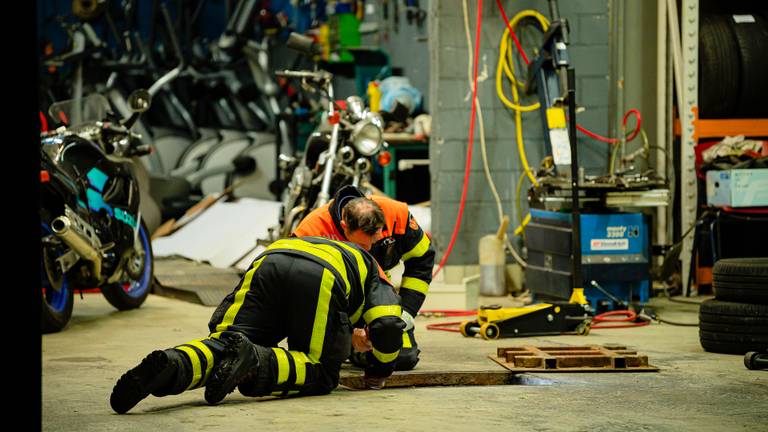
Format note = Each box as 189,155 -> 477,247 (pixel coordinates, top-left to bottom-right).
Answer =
425,310 -> 651,333
575,109 -> 642,144
494,0 -> 642,145
591,310 -> 650,329
495,0 -> 529,64
419,309 -> 477,318
425,320 -> 466,332
432,0 -> 484,278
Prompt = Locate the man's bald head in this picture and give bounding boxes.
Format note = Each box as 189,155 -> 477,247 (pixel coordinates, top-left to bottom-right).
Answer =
340,198 -> 385,250
342,197 -> 385,235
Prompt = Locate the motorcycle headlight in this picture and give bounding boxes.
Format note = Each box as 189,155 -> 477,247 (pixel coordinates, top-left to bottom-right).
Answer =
350,120 -> 383,156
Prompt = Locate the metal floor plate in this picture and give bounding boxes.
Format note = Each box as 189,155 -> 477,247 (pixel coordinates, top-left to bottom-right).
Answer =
152,257 -> 242,306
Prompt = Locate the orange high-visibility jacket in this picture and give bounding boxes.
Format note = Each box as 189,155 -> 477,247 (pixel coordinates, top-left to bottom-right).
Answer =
293,185 -> 435,316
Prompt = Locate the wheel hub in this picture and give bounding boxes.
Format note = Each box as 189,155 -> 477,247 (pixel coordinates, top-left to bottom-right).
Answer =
125,248 -> 145,280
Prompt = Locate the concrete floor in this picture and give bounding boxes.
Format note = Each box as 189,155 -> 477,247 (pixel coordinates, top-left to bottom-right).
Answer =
43,293 -> 767,431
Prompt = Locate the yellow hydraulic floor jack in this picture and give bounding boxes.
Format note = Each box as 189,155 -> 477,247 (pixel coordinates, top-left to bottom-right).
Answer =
460,289 -> 593,340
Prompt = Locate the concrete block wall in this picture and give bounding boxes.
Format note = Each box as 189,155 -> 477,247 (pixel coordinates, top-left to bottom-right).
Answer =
429,0 -> 611,275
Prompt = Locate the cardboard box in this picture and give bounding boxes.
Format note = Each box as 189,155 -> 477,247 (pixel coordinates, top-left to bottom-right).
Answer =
706,169 -> 768,207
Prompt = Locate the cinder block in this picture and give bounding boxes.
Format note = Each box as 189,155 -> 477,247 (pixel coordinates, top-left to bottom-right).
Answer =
575,106 -> 609,132
436,108 -> 474,140
436,171 -> 514,203
468,139 -> 515,171
577,76 -> 610,107
577,14 -> 609,45
437,15 -> 468,48
558,0 -> 609,16
569,45 -> 610,76
433,139 -> 468,172
438,46 -> 469,79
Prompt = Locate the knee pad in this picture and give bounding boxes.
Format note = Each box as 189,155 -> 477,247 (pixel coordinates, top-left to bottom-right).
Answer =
394,347 -> 420,371
235,344 -> 275,397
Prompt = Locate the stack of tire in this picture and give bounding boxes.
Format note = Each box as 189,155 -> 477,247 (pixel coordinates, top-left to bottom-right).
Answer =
699,258 -> 768,354
699,13 -> 768,118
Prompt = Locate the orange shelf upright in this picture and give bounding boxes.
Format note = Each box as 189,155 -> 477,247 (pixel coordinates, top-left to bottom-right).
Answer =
673,107 -> 768,141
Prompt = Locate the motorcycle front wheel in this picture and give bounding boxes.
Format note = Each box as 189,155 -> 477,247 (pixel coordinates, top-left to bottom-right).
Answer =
101,220 -> 153,310
41,223 -> 74,333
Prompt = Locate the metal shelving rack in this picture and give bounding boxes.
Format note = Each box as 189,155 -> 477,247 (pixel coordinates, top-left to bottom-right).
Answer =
674,0 -> 768,295
677,0 -> 700,296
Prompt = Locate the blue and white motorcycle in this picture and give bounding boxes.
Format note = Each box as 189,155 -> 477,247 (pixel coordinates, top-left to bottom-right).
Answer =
40,90 -> 155,333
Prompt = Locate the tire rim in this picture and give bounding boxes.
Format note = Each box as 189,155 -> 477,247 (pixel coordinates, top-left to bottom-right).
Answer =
41,223 -> 69,313
118,225 -> 152,298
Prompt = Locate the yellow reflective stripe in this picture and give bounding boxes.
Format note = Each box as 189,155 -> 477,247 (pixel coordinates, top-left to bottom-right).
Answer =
214,257 -> 265,333
400,276 -> 430,295
309,269 -> 336,362
363,305 -> 402,324
372,347 -> 399,364
350,304 -> 365,325
187,340 -> 215,386
287,390 -> 300,396
268,239 -> 351,297
401,233 -> 430,261
175,346 -> 202,389
402,332 -> 412,348
272,347 -> 290,385
289,351 -> 309,386
271,391 -> 285,397
333,241 -> 368,289
209,332 -> 223,340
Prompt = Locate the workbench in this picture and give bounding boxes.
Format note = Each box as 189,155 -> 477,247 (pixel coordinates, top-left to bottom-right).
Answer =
380,132 -> 429,199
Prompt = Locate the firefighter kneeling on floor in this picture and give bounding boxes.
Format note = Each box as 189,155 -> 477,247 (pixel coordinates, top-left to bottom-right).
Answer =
292,185 -> 436,372
110,237 -> 405,414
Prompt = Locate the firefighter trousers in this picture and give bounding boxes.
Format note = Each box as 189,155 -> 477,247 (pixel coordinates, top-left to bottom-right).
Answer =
152,252 -> 355,398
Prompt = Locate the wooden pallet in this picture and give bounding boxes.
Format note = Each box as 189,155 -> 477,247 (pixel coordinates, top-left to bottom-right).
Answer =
490,344 -> 659,372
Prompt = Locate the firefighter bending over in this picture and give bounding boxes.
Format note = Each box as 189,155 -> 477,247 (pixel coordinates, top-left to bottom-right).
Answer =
110,237 -> 404,414
293,185 -> 435,371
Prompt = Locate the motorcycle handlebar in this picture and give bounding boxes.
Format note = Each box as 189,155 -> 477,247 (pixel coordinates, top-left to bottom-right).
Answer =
146,4 -> 185,97
81,23 -> 104,49
274,70 -> 331,81
286,32 -> 320,56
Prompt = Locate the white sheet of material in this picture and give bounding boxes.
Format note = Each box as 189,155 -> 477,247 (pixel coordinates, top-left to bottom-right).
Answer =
152,198 -> 281,269
407,205 -> 431,234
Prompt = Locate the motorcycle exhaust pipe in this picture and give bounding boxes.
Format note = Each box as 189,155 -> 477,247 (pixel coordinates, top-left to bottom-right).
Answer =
51,216 -> 102,281
281,205 -> 306,238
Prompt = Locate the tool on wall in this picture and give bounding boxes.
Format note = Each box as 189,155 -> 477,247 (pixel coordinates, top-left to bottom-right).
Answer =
405,0 -> 426,28
393,0 -> 399,33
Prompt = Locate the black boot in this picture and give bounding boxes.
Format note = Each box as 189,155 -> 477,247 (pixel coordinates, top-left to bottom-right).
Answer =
110,349 -> 184,414
204,333 -> 266,405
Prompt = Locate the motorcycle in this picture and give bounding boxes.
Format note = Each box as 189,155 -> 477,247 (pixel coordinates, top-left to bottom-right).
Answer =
275,33 -> 389,238
40,89 -> 156,333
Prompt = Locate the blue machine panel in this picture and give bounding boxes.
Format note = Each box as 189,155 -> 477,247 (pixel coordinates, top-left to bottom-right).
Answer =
526,209 -> 651,312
